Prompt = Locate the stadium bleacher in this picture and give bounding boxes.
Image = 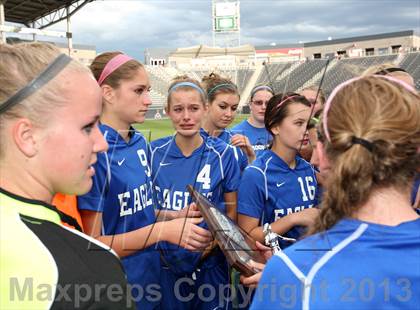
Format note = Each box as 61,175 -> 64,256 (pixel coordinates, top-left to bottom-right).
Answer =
273,59 -> 329,94
256,62 -> 293,86
399,52 -> 420,89
236,68 -> 255,92
313,54 -> 399,95
145,52 -> 419,115
145,65 -> 256,101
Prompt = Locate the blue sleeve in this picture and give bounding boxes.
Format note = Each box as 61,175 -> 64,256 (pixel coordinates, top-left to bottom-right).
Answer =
250,255 -> 303,310
221,146 -> 241,193
77,152 -> 108,212
238,147 -> 249,171
237,166 -> 266,219
230,145 -> 248,172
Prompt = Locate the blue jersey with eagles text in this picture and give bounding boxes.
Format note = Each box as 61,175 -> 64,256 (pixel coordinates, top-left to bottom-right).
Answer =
150,135 -> 240,275
238,149 -> 318,243
251,218 -> 420,310
77,124 -> 159,309
200,128 -> 249,171
231,120 -> 272,157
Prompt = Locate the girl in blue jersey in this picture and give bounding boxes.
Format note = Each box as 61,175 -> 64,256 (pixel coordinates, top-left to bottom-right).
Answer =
251,75 -> 420,310
150,76 -> 241,309
77,53 -> 212,309
238,93 -> 320,248
201,73 -> 255,170
231,85 -> 274,156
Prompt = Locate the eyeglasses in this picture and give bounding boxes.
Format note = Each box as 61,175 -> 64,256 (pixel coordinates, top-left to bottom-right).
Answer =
251,100 -> 269,107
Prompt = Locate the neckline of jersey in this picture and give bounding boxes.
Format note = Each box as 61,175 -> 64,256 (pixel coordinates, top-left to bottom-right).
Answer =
99,123 -> 139,146
337,217 -> 420,233
0,187 -> 61,224
267,149 -> 304,171
171,134 -> 206,159
245,119 -> 266,130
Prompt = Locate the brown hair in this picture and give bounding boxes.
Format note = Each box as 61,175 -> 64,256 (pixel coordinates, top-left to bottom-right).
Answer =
264,92 -> 311,135
313,76 -> 420,233
0,42 -> 90,156
166,75 -> 206,109
90,51 -> 143,88
201,73 -> 239,103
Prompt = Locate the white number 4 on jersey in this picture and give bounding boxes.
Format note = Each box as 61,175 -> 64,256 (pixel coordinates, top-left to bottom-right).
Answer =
197,164 -> 211,190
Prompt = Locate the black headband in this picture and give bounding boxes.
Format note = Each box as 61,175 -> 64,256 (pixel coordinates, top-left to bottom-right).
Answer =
0,54 -> 72,114
375,67 -> 407,76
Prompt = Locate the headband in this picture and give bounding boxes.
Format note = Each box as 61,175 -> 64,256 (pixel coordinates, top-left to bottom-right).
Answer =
207,83 -> 237,97
276,95 -> 299,109
251,85 -> 274,98
0,54 -> 72,114
97,54 -> 134,85
168,81 -> 205,96
323,75 -> 417,142
375,67 -> 407,76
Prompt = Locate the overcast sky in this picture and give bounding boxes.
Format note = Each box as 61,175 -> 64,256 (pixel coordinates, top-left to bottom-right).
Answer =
8,0 -> 420,60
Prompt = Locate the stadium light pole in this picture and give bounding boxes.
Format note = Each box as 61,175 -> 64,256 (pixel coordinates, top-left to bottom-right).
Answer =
66,6 -> 73,56
31,22 -> 36,41
212,0 -> 215,46
212,0 -> 240,47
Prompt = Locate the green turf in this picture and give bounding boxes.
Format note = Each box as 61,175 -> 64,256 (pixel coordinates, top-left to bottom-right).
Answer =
134,118 -> 175,142
134,114 -> 249,142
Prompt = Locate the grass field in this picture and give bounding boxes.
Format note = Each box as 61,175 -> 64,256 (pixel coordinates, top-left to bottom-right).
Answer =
134,114 -> 249,142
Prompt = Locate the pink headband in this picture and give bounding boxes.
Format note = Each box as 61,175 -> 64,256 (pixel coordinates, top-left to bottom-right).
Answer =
277,95 -> 299,109
323,75 -> 417,142
97,54 -> 134,85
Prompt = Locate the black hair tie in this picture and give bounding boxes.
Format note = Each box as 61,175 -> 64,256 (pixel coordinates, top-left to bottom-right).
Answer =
351,136 -> 374,152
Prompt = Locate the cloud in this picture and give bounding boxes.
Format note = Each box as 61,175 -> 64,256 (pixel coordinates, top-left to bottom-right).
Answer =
7,0 -> 419,60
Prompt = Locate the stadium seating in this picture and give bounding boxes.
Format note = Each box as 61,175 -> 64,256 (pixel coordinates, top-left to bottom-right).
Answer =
399,52 -> 420,89
144,52 -> 419,116
236,68 -> 255,92
315,54 -> 399,95
255,62 -> 293,87
274,60 -> 328,94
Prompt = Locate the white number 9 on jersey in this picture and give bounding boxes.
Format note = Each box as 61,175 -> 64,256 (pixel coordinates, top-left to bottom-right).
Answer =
137,149 -> 151,177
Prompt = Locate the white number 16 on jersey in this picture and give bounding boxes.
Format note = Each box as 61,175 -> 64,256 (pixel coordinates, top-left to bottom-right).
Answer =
297,176 -> 316,201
